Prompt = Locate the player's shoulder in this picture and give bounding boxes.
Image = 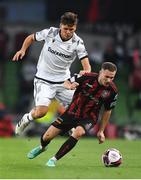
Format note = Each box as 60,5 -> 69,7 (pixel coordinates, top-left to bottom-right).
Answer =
39,27 -> 59,37
48,26 -> 58,31
73,33 -> 84,44
109,81 -> 118,93
83,72 -> 98,78
46,27 -> 59,36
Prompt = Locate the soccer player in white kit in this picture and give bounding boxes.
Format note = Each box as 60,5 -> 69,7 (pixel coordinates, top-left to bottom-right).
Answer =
12,12 -> 91,135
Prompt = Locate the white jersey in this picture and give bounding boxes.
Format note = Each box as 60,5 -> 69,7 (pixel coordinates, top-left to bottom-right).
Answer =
35,27 -> 88,82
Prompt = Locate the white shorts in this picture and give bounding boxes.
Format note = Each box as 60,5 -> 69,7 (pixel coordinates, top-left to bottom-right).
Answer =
34,78 -> 74,107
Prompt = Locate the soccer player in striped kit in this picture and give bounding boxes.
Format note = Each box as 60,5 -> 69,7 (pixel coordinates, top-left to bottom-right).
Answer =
12,12 -> 91,135
27,62 -> 118,167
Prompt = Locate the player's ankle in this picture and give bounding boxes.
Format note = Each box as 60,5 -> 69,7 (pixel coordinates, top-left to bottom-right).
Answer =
40,145 -> 46,150
51,156 -> 57,161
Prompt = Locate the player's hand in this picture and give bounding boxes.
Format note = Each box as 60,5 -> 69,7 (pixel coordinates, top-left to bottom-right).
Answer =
97,131 -> 105,144
64,80 -> 79,90
12,50 -> 25,61
79,70 -> 90,75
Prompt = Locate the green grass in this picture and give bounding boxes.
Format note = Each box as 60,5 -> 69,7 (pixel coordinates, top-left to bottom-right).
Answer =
0,137 -> 141,179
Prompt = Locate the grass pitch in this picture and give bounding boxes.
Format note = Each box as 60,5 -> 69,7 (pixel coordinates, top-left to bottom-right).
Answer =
0,137 -> 141,179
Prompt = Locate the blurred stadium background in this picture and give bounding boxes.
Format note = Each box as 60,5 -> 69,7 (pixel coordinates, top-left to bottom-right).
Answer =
0,0 -> 141,139
0,0 -> 141,178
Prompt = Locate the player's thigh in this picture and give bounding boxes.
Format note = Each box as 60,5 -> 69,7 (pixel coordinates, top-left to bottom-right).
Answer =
52,113 -> 75,135
34,79 -> 56,106
77,119 -> 95,133
56,87 -> 74,107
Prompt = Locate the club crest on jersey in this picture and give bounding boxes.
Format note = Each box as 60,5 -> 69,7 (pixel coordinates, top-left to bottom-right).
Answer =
101,90 -> 110,98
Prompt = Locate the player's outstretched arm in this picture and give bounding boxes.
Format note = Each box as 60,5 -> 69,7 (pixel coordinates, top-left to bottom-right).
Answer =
12,34 -> 35,61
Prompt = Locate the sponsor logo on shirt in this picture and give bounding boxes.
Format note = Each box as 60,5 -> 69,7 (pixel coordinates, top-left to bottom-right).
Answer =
48,47 -> 71,58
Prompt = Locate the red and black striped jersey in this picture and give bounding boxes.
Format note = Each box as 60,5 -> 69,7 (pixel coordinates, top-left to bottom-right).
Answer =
67,72 -> 118,124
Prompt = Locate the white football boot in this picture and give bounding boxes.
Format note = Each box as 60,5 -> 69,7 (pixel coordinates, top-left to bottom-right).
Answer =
15,113 -> 30,135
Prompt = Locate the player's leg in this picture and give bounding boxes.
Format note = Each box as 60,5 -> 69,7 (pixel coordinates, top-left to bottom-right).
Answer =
56,85 -> 74,109
15,106 -> 48,135
47,126 -> 86,167
15,79 -> 56,135
56,85 -> 75,135
27,125 -> 62,159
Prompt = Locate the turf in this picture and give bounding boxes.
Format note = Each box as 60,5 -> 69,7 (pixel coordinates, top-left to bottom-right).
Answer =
0,137 -> 141,179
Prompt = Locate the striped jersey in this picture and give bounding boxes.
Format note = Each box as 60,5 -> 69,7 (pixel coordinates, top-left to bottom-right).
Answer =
67,73 -> 118,124
35,27 -> 88,82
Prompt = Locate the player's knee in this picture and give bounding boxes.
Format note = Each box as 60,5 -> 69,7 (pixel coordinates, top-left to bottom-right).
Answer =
34,110 -> 47,118
33,107 -> 48,118
43,133 -> 52,141
72,126 -> 85,139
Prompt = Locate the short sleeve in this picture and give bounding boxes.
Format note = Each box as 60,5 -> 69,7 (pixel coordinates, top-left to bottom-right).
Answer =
35,29 -> 49,41
104,92 -> 118,110
76,39 -> 88,60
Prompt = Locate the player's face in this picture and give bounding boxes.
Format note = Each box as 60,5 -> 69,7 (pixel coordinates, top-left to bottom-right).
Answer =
60,24 -> 77,41
98,69 -> 116,87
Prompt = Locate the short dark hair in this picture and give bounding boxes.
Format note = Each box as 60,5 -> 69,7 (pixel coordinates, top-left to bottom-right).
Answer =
60,12 -> 78,26
101,62 -> 117,72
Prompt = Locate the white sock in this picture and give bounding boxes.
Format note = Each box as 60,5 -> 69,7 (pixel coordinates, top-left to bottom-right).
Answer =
51,156 -> 57,161
28,112 -> 34,121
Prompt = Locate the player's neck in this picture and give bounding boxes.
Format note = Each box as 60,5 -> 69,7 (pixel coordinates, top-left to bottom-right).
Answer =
59,31 -> 73,42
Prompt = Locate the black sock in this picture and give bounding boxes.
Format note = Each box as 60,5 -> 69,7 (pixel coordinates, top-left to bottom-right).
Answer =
55,136 -> 78,160
40,134 -> 50,149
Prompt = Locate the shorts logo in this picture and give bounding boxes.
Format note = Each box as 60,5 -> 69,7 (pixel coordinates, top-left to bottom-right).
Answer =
85,123 -> 92,130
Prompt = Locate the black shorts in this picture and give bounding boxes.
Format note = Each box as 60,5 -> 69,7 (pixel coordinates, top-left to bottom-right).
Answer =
52,111 -> 95,135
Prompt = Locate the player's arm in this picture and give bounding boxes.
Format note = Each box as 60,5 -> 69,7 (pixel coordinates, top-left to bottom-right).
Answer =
76,38 -> 91,75
64,72 -> 90,90
64,74 -> 83,90
64,80 -> 79,90
79,57 -> 91,75
12,34 -> 35,61
97,91 -> 118,144
97,110 -> 112,144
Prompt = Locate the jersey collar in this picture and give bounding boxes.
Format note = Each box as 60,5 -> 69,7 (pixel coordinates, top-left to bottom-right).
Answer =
55,30 -> 75,43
